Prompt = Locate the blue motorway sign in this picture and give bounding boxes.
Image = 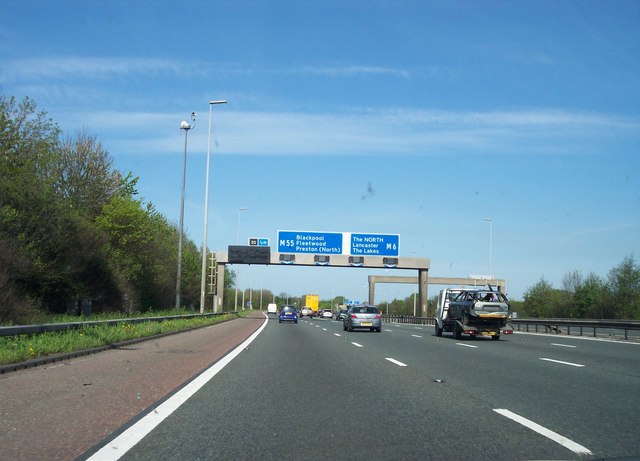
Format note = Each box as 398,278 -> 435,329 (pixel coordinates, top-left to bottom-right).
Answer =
350,233 -> 399,256
277,231 -> 343,254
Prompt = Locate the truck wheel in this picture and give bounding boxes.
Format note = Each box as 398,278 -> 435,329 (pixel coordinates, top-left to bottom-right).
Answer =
453,324 -> 462,340
492,335 -> 500,341
435,324 -> 443,337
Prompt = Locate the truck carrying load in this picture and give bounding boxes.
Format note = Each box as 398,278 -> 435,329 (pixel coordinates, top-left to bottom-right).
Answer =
435,287 -> 513,340
301,294 -> 319,317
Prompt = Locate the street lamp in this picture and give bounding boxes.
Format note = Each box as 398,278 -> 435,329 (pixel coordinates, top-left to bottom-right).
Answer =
200,100 -> 227,313
483,217 -> 493,278
176,112 -> 196,309
234,207 -> 248,311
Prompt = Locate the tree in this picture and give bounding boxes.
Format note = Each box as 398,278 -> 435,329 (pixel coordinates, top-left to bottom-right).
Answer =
51,131 -> 122,217
607,255 -> 640,319
522,278 -> 567,318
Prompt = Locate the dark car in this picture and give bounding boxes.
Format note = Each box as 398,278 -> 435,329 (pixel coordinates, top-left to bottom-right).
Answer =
335,309 -> 348,321
278,305 -> 299,324
343,304 -> 382,332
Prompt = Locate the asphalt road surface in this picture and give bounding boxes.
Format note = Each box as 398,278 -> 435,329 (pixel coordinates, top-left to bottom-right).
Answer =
80,314 -> 640,461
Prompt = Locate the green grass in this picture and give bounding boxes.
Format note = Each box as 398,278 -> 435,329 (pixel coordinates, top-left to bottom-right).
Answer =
0,310 -> 245,365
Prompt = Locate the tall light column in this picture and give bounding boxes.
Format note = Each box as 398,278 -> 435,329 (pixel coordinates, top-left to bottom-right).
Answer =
234,207 -> 248,311
176,113 -> 196,309
483,217 -> 493,278
200,100 -> 227,313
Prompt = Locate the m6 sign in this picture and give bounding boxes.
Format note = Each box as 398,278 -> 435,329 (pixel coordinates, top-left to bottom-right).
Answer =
350,233 -> 399,256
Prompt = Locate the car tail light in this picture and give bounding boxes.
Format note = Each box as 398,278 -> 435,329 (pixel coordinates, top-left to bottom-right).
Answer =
375,314 -> 382,319
350,314 -> 358,319
502,329 -> 513,334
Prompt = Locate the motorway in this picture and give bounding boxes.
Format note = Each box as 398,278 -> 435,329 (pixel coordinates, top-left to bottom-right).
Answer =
79,313 -> 640,461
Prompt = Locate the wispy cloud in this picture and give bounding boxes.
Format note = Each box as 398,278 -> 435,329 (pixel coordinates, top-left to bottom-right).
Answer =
0,57 -> 184,81
572,222 -> 640,236
292,65 -> 410,78
0,57 -> 410,81
73,107 -> 639,158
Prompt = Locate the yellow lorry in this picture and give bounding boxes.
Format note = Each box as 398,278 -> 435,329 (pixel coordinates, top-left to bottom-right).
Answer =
301,294 -> 319,317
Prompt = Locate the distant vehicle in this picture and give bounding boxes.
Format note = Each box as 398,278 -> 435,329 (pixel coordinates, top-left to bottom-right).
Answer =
343,304 -> 382,332
321,309 -> 333,319
267,303 -> 278,315
300,307 -> 312,317
335,309 -> 348,321
301,294 -> 319,316
278,305 -> 298,324
435,287 -> 513,340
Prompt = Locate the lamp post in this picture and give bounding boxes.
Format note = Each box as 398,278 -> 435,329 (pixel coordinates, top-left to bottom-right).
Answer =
200,100 -> 227,313
234,207 -> 248,311
176,112 -> 196,309
483,217 -> 493,278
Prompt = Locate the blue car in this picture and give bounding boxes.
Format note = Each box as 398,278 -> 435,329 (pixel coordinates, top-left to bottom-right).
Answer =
278,305 -> 298,324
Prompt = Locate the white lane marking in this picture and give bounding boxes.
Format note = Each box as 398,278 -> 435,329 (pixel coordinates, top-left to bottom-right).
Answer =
414,327 -> 423,330
411,334 -> 423,338
351,342 -> 363,348
385,358 -> 407,367
540,358 -> 585,367
386,329 -> 393,332
456,343 -> 478,348
322,328 -> 327,331
334,333 -> 341,337
87,314 -> 270,461
551,343 -> 576,348
494,409 -> 592,455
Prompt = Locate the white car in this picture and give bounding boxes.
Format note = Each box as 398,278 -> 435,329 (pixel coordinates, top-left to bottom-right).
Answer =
267,303 -> 278,315
321,310 -> 333,319
300,307 -> 311,317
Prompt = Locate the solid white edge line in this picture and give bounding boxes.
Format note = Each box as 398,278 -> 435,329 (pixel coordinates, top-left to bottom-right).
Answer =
87,313 -> 270,461
494,409 -> 592,455
540,358 -> 585,367
385,357 -> 407,367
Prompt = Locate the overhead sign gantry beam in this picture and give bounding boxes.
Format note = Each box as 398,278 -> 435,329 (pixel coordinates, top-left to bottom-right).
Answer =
213,248 -> 431,314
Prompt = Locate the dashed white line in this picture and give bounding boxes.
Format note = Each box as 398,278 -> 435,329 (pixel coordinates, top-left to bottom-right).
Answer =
551,343 -> 577,348
540,358 -> 585,367
385,358 -> 407,367
334,333 -> 341,337
351,342 -> 363,348
494,409 -> 592,455
414,327 -> 423,330
456,343 -> 478,348
411,334 -> 423,338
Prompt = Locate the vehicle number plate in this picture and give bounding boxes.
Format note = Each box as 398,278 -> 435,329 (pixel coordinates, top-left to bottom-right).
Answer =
481,331 -> 496,336
362,322 -> 372,326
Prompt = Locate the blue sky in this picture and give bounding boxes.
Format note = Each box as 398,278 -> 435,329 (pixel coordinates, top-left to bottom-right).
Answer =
1,0 -> 639,304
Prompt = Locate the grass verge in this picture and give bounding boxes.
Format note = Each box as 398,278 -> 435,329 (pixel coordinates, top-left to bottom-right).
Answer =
0,311 -> 244,365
